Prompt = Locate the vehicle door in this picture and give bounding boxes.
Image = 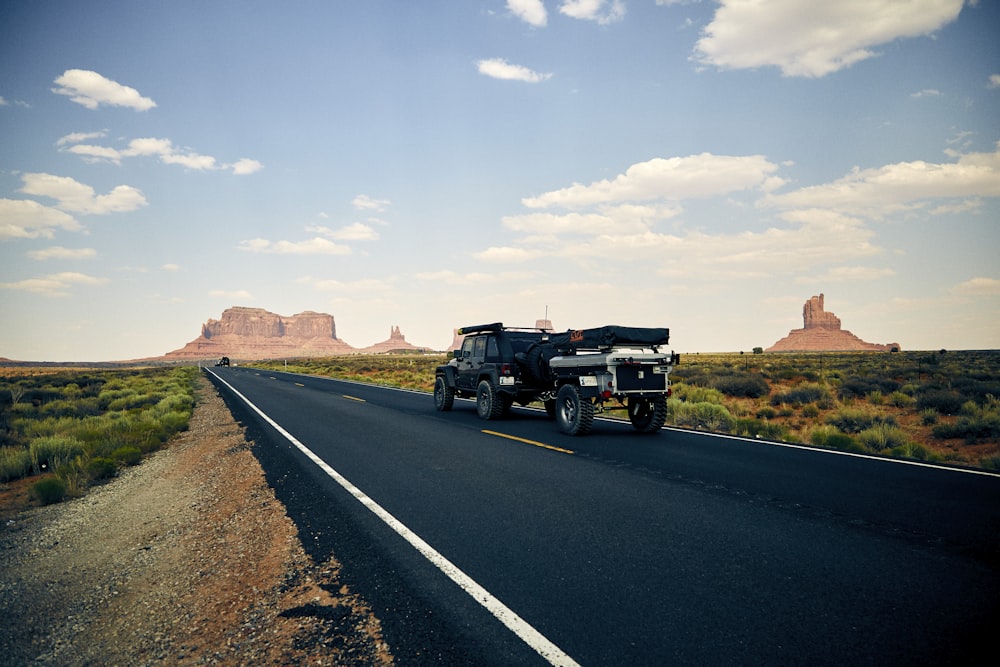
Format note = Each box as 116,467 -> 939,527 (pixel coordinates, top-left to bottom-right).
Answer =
455,335 -> 483,391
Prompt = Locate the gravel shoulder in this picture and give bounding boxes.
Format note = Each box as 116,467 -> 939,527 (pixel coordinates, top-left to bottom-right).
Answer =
0,375 -> 394,666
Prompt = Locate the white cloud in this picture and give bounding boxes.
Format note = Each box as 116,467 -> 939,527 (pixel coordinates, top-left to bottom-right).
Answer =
559,0 -> 626,25
473,246 -> 546,263
19,173 -> 147,214
0,271 -> 109,297
910,89 -> 941,98
695,0 -> 965,78
415,269 -> 540,284
477,58 -> 553,83
352,194 -> 391,211
161,263 -> 180,271
523,153 -> 779,208
308,222 -> 379,241
52,69 -> 156,110
508,0 -> 547,26
236,237 -> 352,255
60,134 -> 260,174
989,74 -> 1000,89
952,277 -> 1000,296
763,143 -> 1000,217
27,246 -> 97,260
231,158 -> 263,175
0,199 -> 82,240
56,130 -> 107,146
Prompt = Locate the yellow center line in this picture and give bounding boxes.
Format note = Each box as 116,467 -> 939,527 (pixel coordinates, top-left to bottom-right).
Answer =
343,395 -> 366,402
481,430 -> 574,455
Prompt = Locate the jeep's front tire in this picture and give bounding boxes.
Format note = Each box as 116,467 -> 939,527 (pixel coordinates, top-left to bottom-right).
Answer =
434,375 -> 454,411
555,384 -> 594,436
476,379 -> 504,420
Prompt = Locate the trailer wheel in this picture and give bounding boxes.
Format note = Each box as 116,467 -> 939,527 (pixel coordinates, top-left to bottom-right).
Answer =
476,380 -> 504,420
628,395 -> 667,433
556,384 -> 594,436
434,375 -> 454,412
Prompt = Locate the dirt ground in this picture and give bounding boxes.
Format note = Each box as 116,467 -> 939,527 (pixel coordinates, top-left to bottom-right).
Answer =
0,376 -> 394,666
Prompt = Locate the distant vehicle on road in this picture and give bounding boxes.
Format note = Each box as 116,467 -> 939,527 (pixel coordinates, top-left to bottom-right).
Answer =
215,356 -> 230,367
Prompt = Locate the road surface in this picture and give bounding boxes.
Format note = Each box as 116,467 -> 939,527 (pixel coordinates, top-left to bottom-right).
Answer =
206,366 -> 1000,666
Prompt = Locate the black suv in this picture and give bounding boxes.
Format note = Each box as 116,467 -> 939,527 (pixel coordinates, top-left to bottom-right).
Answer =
433,323 -> 553,419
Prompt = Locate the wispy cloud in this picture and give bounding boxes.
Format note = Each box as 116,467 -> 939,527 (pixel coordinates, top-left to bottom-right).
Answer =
0,272 -> 109,297
952,277 -> 1000,296
352,194 -> 391,211
236,237 -> 352,255
209,289 -> 253,300
59,135 -> 261,175
477,58 -> 553,83
308,222 -> 379,241
27,246 -> 97,260
559,0 -> 626,25
694,0 -> 965,78
989,74 -> 1000,89
52,69 -> 156,110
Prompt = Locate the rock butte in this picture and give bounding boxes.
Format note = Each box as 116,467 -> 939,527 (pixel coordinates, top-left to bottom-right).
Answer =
766,294 -> 900,352
163,307 -> 431,360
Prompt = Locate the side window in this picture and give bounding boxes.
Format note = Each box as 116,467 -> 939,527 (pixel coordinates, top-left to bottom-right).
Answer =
472,336 -> 487,358
461,337 -> 475,358
486,335 -> 500,361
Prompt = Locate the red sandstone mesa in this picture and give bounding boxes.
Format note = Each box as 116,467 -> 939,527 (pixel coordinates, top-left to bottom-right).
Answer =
766,294 -> 900,352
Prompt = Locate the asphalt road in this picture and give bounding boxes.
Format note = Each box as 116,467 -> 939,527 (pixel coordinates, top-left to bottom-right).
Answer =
205,366 -> 1000,666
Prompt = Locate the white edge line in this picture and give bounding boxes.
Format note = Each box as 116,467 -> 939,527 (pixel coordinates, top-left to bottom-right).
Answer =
205,368 -> 581,667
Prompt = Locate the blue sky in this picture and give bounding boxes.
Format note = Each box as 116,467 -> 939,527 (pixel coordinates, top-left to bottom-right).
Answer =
1,0 -> 998,360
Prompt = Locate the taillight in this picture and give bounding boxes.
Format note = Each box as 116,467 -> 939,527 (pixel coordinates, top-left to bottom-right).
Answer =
501,363 -> 512,375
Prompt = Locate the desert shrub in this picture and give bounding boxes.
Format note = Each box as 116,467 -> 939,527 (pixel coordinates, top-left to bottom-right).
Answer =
801,403 -> 820,418
810,425 -> 862,452
866,390 -> 884,406
889,442 -> 939,462
710,374 -> 770,398
920,409 -> 938,426
111,445 -> 142,466
56,461 -> 89,496
856,424 -> 911,452
756,406 -> 777,420
825,408 -> 895,434
981,454 -> 1000,472
30,476 -> 67,505
669,400 -> 734,432
86,456 -> 117,480
888,391 -> 916,408
672,384 -> 724,405
772,382 -> 830,406
931,397 -> 1000,442
734,418 -> 786,440
29,435 -> 84,473
0,446 -> 32,482
917,390 -> 965,416
839,374 -> 902,400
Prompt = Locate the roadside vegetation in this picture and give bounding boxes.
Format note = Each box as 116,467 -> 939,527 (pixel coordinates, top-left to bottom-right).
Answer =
0,366 -> 198,504
249,350 -> 1000,471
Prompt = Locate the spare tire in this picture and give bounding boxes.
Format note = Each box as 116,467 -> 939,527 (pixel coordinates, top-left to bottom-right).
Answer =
517,343 -> 552,386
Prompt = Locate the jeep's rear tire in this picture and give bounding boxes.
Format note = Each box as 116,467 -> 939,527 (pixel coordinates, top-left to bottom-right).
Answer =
476,380 -> 504,420
628,395 -> 667,433
555,384 -> 594,436
434,375 -> 454,412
